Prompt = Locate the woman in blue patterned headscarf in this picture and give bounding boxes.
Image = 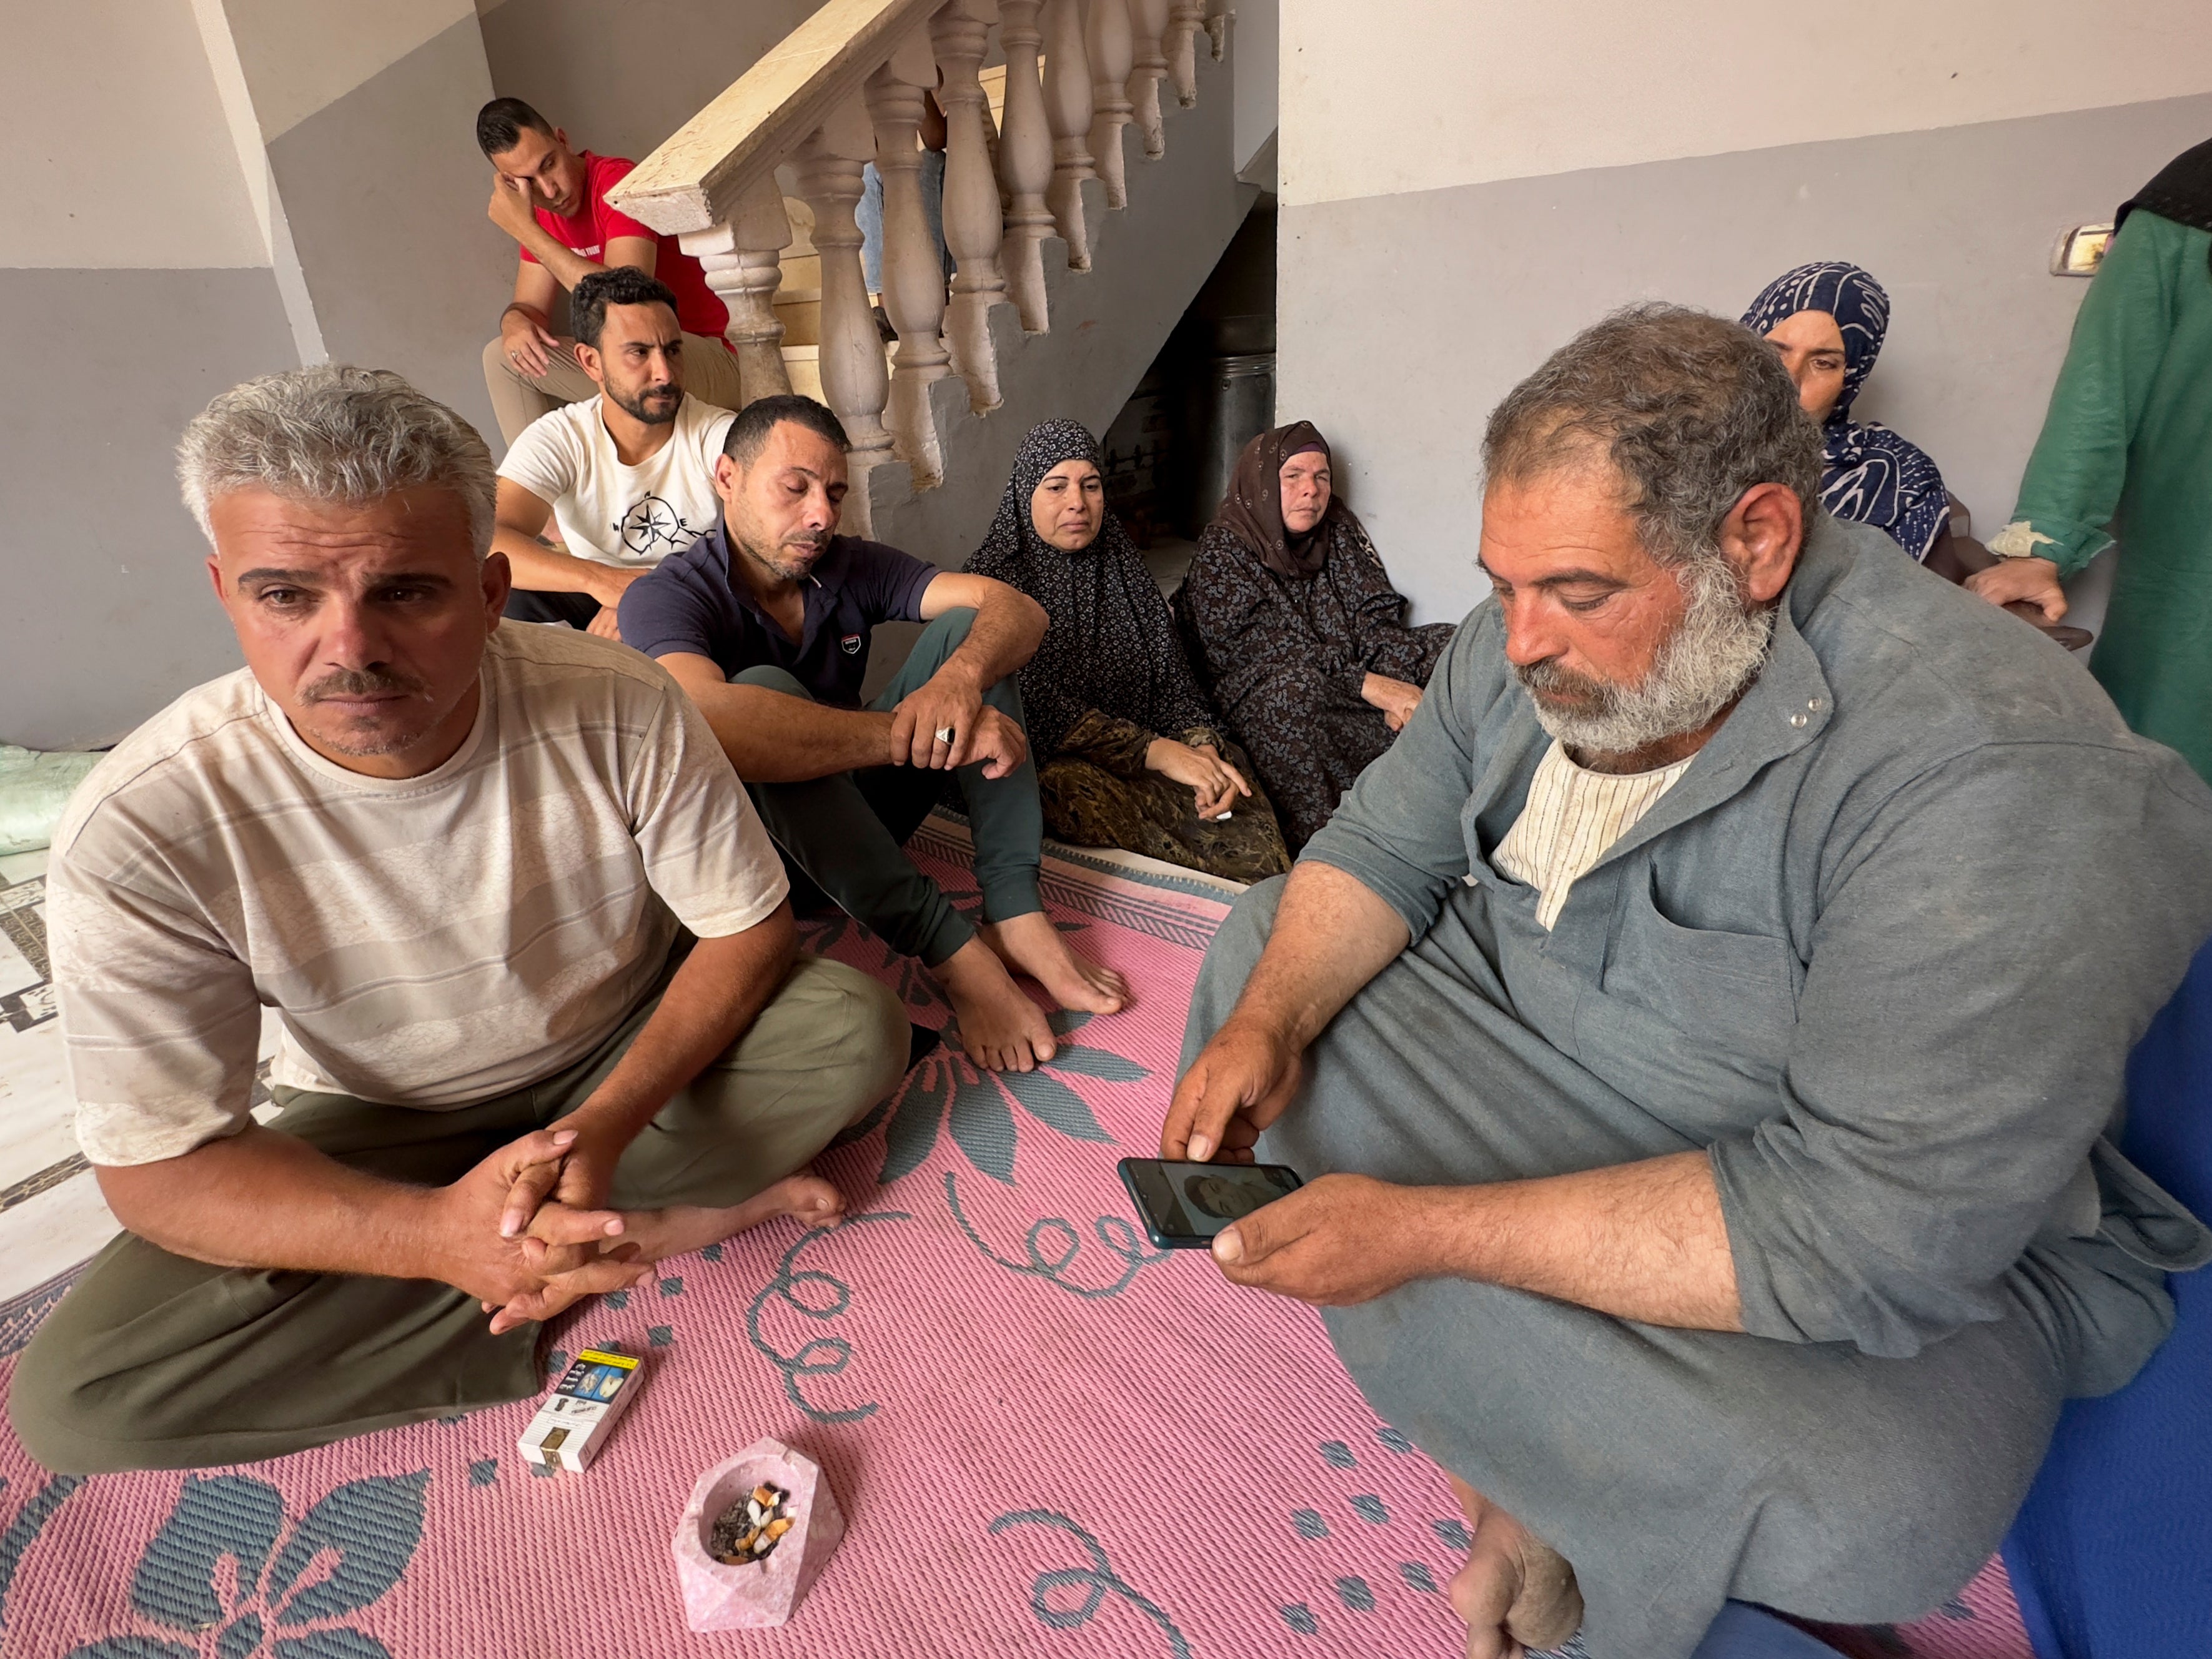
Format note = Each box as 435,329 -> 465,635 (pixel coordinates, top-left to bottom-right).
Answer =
1742,262 -> 1950,561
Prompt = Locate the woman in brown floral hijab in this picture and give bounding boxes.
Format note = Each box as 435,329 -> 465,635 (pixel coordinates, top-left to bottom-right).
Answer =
1174,422 -> 1454,849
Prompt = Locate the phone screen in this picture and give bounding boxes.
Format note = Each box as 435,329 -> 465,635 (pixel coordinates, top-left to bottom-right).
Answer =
1118,1158 -> 1303,1249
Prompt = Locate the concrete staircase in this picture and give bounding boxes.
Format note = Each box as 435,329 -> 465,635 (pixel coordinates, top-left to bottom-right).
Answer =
607,0 -> 1257,570
858,52 -> 1253,563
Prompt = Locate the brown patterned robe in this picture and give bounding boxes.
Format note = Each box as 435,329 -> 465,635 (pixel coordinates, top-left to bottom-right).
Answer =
1036,713 -> 1290,884
1174,518 -> 1454,851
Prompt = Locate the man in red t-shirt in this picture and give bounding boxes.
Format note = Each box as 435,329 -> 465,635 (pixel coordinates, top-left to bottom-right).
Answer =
477,97 -> 743,445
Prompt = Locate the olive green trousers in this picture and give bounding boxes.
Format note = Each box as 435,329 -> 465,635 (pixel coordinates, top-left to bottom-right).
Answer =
9,954 -> 907,1473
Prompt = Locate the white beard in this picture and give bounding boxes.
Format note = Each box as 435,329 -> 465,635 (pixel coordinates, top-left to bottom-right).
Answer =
1516,555 -> 1776,760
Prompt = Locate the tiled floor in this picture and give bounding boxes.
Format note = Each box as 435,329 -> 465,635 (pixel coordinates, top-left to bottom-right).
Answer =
0,849 -> 117,1299
0,850 -> 284,1302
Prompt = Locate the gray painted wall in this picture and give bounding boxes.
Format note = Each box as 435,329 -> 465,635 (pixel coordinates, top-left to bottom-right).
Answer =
869,48 -> 1259,568
1278,92 -> 2212,625
1,269 -> 299,750
4,9 -> 518,752
476,0 -> 826,167
272,14 -> 515,448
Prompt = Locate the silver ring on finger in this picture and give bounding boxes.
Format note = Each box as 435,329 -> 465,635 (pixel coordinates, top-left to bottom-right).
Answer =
935,726 -> 955,745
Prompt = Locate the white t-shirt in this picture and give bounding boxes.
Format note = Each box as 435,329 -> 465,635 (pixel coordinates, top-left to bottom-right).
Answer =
497,392 -> 735,568
48,624 -> 788,1166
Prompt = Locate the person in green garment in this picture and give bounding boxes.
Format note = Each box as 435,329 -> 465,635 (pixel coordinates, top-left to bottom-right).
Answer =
1968,137 -> 2212,782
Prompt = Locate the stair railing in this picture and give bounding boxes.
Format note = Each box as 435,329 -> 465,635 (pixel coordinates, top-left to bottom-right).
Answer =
608,0 -> 1219,537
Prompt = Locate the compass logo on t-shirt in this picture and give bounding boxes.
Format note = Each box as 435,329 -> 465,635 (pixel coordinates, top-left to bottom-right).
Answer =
616,495 -> 703,560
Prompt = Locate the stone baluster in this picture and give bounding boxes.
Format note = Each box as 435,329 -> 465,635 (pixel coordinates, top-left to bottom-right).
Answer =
680,175 -> 795,406
1126,0 -> 1171,160
1166,1 -> 1204,106
865,31 -> 950,485
794,95 -> 893,537
994,0 -> 1055,332
1085,0 -> 1136,210
1041,0 -> 1096,270
930,0 -> 1008,410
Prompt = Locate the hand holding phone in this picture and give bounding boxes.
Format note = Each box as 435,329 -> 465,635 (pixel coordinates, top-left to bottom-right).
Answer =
1118,1157 -> 1303,1249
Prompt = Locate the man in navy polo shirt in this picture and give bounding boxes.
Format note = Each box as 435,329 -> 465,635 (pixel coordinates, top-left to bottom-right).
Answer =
622,395 -> 1129,1074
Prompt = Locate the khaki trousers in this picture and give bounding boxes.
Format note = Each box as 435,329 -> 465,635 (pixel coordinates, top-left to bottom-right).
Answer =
9,954 -> 908,1473
481,332 -> 746,445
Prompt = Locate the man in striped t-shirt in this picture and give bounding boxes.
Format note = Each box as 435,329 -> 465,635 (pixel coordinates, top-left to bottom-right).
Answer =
10,368 -> 908,1474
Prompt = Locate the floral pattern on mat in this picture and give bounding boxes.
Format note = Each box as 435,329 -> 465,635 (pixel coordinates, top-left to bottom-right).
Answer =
0,822 -> 2032,1659
59,1472 -> 427,1658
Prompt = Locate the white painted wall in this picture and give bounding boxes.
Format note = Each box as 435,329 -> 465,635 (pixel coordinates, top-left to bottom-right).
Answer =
221,0 -> 479,142
1281,0 -> 2212,206
1231,0 -> 1279,178
0,0 -> 265,269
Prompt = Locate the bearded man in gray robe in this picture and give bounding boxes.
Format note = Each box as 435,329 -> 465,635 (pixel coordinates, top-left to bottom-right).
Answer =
1163,304 -> 2212,1659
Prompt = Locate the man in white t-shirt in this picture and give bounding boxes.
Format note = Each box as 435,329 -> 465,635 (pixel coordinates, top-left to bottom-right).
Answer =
493,266 -> 735,638
9,367 -> 908,1474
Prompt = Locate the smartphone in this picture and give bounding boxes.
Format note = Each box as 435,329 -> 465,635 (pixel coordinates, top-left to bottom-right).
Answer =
1117,1157 -> 1303,1249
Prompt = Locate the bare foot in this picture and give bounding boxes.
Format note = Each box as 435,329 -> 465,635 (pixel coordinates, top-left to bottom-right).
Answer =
933,936 -> 1059,1071
617,1170 -> 848,1260
1444,1473 -> 1584,1659
978,910 -> 1129,1015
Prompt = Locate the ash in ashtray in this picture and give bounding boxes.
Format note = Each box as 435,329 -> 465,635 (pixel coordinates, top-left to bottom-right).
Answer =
710,1483 -> 796,1566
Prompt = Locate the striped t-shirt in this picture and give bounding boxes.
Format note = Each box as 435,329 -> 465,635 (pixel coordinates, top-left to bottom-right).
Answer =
1493,740 -> 1694,929
49,623 -> 787,1167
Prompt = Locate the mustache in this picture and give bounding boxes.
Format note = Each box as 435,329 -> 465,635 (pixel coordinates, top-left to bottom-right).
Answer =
302,667 -> 425,703
1515,658 -> 1619,705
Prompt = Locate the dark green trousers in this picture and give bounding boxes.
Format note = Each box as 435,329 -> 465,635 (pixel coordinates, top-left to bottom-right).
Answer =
737,608 -> 1046,966
9,954 -> 908,1473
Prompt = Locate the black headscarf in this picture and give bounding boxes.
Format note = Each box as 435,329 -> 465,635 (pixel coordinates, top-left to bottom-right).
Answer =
1213,421 -> 1367,579
2118,136 -> 2212,276
967,419 -> 1218,758
2119,136 -> 2212,235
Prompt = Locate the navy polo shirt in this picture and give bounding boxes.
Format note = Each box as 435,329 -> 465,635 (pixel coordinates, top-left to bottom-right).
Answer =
620,519 -> 938,708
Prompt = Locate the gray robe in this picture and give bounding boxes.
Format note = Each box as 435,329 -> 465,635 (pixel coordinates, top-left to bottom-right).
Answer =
1181,515 -> 2212,1659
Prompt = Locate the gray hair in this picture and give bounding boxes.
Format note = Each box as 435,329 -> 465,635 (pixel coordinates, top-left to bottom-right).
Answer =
177,365 -> 497,559
1482,302 -> 1822,568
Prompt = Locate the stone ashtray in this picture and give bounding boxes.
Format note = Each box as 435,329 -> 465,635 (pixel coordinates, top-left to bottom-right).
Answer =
672,1439 -> 845,1631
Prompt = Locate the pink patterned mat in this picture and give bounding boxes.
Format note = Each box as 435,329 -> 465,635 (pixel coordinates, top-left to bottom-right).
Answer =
0,821 -> 2033,1659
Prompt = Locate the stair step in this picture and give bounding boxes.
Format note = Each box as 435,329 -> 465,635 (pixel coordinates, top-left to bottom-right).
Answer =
780,339 -> 897,404
773,289 -> 821,347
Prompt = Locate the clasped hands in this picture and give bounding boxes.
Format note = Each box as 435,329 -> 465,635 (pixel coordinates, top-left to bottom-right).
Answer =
1161,1017 -> 1430,1307
438,1121 -> 651,1335
1146,736 -> 1252,820
888,666 -> 1027,776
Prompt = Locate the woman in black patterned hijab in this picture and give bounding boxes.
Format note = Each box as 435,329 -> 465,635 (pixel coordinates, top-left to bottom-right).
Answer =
968,420 -> 1289,882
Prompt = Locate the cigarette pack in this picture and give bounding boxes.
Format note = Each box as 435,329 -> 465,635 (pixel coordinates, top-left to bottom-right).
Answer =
518,1346 -> 643,1473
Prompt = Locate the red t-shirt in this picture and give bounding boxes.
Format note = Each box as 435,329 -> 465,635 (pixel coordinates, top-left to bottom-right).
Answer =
520,152 -> 732,350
